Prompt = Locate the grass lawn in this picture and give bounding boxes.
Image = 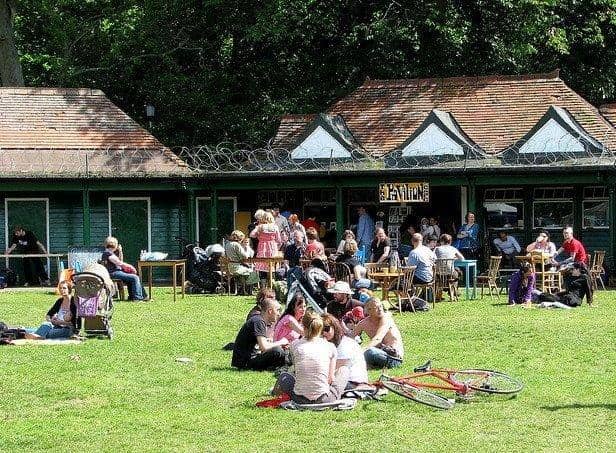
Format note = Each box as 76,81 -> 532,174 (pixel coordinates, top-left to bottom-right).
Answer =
1,288 -> 615,452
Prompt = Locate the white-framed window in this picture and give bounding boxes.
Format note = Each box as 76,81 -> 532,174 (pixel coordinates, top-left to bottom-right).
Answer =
582,186 -> 609,229
483,188 -> 524,229
533,187 -> 574,229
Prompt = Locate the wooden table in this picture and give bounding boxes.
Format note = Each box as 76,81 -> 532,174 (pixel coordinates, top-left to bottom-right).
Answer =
247,256 -> 284,289
1,253 -> 66,284
370,269 -> 404,301
137,260 -> 186,302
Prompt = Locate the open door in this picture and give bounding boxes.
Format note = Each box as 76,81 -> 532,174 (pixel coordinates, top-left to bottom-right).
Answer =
4,198 -> 50,281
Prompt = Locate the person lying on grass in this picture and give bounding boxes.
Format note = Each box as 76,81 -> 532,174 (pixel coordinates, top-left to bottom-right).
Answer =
353,298 -> 404,369
232,297 -> 288,371
537,262 -> 593,308
25,280 -> 78,340
321,314 -> 368,390
273,311 -> 349,404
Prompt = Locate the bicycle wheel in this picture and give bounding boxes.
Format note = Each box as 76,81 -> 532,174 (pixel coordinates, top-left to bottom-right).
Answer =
451,369 -> 524,395
381,380 -> 454,410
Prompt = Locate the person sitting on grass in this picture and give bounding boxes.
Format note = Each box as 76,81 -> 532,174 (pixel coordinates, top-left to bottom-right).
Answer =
273,293 -> 306,343
25,280 -> 78,340
353,298 -> 404,369
321,314 -> 368,390
232,298 -> 288,371
101,236 -> 146,301
273,311 -> 349,403
326,281 -> 362,322
508,262 -> 536,308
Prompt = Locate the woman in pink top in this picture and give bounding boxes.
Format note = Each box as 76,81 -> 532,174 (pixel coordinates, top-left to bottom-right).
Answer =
273,294 -> 306,343
249,211 -> 281,275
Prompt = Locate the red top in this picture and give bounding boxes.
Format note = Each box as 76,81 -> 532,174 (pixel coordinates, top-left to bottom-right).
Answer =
563,238 -> 587,263
301,219 -> 320,232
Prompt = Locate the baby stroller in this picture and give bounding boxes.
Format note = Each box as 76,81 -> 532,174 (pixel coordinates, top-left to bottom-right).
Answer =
73,263 -> 114,339
182,242 -> 224,294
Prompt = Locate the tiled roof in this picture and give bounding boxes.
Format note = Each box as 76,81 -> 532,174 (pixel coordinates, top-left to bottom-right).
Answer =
273,71 -> 616,156
0,87 -> 191,177
599,103 -> 616,128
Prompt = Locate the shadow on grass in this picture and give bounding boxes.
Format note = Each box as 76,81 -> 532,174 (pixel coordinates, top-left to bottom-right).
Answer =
542,403 -> 616,411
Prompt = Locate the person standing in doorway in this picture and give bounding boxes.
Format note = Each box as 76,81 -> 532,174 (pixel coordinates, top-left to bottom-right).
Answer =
356,206 -> 375,250
5,226 -> 50,286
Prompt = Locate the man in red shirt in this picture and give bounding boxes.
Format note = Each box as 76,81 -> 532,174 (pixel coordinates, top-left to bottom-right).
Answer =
555,227 -> 587,266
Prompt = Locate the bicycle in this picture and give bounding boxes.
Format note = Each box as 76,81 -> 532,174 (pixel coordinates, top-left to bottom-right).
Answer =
375,360 -> 524,410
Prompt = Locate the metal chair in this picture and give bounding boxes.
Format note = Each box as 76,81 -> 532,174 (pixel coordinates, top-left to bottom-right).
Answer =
435,258 -> 459,302
589,250 -> 606,290
477,256 -> 502,298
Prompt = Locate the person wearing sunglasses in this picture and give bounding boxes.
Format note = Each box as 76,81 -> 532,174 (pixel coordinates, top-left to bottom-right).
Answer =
321,314 -> 368,389
525,230 -> 556,258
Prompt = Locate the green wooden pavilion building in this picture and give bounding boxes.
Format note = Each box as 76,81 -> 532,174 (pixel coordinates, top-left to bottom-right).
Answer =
2,70 -> 616,281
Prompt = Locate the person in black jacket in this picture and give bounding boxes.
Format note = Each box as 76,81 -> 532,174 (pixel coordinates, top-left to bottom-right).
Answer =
5,226 -> 50,286
25,281 -> 78,339
538,263 -> 593,308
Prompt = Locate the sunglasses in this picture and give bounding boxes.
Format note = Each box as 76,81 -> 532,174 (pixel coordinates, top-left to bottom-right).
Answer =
322,325 -> 332,333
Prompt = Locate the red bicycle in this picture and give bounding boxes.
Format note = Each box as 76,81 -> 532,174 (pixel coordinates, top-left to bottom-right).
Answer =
376,361 -> 524,409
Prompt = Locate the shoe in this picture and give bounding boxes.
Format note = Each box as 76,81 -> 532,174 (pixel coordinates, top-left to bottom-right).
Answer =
23,282 -> 29,287
42,280 -> 51,287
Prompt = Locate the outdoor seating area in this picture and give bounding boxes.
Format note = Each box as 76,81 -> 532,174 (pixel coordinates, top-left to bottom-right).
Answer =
4,3 -> 616,446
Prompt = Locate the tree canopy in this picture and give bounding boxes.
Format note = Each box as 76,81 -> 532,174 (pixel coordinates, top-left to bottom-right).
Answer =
9,0 -> 616,146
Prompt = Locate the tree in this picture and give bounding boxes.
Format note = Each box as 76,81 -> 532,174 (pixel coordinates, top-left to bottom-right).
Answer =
0,0 -> 23,86
9,0 -> 616,146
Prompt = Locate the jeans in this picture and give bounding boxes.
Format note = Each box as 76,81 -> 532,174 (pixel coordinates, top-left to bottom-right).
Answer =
364,347 -> 402,369
110,270 -> 145,300
34,322 -> 72,339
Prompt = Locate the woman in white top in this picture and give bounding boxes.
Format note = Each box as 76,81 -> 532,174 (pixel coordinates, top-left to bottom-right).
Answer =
322,314 -> 368,389
526,230 -> 557,257
287,312 -> 349,404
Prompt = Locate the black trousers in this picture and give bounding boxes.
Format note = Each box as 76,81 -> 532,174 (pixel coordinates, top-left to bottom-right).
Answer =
22,257 -> 48,285
245,346 -> 287,371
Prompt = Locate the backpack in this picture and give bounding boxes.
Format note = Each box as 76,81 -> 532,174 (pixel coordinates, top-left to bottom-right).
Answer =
0,268 -> 17,287
401,296 -> 430,312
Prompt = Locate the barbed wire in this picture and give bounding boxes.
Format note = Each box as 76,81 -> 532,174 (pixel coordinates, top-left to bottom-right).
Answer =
1,131 -> 615,177
174,131 -> 616,174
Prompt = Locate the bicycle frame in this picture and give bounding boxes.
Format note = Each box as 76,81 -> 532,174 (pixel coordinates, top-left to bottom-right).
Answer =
382,368 -> 490,396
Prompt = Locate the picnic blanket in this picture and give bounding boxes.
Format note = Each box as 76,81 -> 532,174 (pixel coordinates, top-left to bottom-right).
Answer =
10,338 -> 83,346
